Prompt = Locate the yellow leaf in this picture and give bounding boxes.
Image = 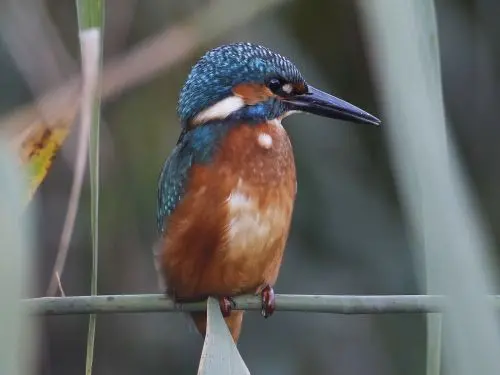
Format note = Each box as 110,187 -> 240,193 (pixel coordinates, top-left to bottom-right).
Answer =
18,121 -> 72,202
0,87 -> 80,204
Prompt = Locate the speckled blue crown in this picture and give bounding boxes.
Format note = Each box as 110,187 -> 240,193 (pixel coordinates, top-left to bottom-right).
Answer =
177,42 -> 305,125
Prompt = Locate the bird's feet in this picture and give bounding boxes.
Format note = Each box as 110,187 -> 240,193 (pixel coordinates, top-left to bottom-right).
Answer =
218,296 -> 237,317
260,285 -> 276,318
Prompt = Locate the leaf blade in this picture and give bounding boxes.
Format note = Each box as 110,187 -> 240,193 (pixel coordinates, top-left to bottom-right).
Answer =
76,1 -> 104,374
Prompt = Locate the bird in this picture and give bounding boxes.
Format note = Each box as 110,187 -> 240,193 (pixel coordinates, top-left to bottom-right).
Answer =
155,42 -> 380,343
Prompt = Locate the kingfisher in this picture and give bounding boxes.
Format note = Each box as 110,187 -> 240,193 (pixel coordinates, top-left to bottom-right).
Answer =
156,42 -> 380,343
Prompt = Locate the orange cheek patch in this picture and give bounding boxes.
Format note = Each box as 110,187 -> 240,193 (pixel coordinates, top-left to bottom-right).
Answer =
233,83 -> 274,105
293,82 -> 307,95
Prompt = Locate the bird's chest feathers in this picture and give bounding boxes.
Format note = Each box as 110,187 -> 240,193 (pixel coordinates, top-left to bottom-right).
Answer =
225,180 -> 289,257
217,120 -> 296,258
219,119 -> 296,185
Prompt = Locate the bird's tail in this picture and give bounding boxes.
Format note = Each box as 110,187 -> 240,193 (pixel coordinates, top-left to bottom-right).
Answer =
190,311 -> 244,343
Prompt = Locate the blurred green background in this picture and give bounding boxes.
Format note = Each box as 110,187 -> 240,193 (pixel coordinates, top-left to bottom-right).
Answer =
1,0 -> 498,374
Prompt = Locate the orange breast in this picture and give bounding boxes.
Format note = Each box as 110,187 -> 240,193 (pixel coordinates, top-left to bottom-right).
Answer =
159,120 -> 296,299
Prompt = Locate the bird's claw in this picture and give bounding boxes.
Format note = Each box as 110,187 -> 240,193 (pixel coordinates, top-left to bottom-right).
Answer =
218,296 -> 236,317
260,285 -> 275,318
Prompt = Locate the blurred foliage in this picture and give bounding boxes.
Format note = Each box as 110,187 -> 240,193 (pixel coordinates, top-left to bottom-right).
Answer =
0,0 -> 498,374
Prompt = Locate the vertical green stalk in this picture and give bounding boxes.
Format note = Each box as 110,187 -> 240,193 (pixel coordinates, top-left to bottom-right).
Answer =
76,1 -> 104,374
0,142 -> 37,375
77,0 -> 104,29
358,1 -> 500,375
426,313 -> 442,375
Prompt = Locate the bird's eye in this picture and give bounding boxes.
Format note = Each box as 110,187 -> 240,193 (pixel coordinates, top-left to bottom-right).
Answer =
267,78 -> 295,97
267,78 -> 283,94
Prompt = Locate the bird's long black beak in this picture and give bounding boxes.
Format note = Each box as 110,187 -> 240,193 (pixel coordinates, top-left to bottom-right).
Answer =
283,85 -> 381,126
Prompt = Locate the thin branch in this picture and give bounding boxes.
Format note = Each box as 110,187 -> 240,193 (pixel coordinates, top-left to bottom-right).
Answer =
22,294 -> 494,316
55,272 -> 66,297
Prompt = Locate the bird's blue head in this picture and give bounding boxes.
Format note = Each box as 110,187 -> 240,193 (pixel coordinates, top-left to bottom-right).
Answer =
177,42 -> 380,128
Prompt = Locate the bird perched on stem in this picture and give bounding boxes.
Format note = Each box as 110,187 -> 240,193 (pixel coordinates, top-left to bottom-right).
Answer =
156,42 -> 380,343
